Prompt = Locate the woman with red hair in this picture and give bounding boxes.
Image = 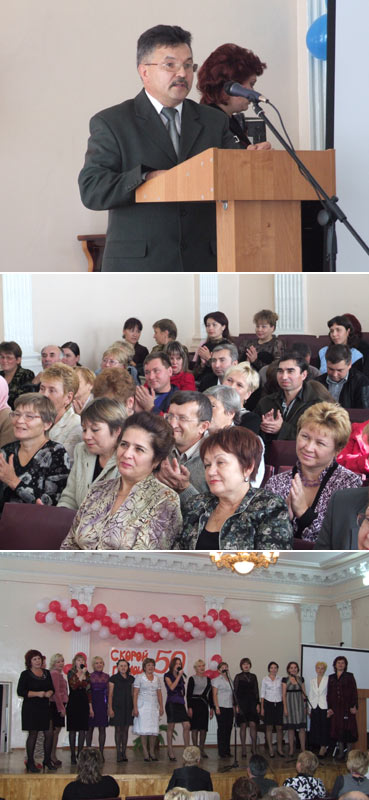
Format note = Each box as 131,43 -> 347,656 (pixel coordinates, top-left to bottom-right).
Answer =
197,43 -> 271,150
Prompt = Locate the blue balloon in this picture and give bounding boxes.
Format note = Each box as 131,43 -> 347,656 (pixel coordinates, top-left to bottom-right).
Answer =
306,14 -> 327,60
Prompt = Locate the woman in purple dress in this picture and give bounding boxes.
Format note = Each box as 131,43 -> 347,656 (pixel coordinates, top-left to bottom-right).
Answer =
86,656 -> 110,760
165,657 -> 190,761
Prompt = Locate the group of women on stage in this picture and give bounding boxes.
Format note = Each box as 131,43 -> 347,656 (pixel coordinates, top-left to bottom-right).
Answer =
18,649 -> 359,771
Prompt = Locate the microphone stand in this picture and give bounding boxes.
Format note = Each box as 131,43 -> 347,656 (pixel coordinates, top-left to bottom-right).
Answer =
250,100 -> 369,271
219,672 -> 239,773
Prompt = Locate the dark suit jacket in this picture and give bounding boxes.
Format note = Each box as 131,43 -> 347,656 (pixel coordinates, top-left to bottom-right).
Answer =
79,90 -> 238,272
254,380 -> 327,444
316,369 -> 369,408
314,486 -> 368,549
166,765 -> 213,792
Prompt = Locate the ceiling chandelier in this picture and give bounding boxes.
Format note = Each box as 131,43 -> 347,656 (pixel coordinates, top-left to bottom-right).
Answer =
210,551 -> 280,575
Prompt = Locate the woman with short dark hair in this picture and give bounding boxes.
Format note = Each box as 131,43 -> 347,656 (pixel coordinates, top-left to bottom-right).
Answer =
282,662 -> 307,756
108,658 -> 134,762
260,662 -> 284,759
234,658 -> 260,757
164,656 -> 190,760
175,427 -> 292,550
61,342 -> 81,368
60,411 -> 182,549
327,656 -> 358,759
17,649 -> 55,772
0,340 -> 34,407
62,747 -> 119,800
133,658 -> 164,762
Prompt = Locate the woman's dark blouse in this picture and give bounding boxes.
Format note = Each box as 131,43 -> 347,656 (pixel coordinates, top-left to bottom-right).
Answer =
0,440 -> 70,511
62,775 -> 119,800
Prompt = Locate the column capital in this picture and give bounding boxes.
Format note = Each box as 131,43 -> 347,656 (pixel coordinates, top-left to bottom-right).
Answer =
336,600 -> 352,620
301,604 -> 319,622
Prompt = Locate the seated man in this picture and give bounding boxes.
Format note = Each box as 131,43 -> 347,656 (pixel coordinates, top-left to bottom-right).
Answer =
199,343 -> 239,392
0,341 -> 34,408
152,318 -> 178,352
93,367 -> 136,411
40,364 -> 82,463
166,745 -> 213,792
158,390 -> 212,503
135,352 -> 177,414
259,342 -> 320,387
248,754 -> 278,796
255,352 -> 330,445
32,344 -> 63,387
122,316 -> 149,373
316,344 -> 369,409
314,487 -> 369,549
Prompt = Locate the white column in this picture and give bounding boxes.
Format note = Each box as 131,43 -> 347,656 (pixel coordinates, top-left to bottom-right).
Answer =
301,603 -> 319,643
274,274 -> 306,333
336,600 -> 353,647
203,595 -> 225,744
2,274 -> 40,372
69,584 -> 95,660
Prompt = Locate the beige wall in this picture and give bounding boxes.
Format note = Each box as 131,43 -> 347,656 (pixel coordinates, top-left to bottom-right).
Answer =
2,0 -> 304,272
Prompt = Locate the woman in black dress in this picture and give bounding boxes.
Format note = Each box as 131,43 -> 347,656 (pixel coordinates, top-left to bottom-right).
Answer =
66,652 -> 93,764
108,659 -> 134,762
17,648 -> 55,772
234,658 -> 260,757
165,657 -> 190,761
327,656 -> 358,759
187,658 -> 214,757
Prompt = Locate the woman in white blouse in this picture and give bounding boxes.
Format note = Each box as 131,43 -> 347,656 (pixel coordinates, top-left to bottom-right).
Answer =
212,662 -> 234,758
308,661 -> 329,756
260,661 -> 284,758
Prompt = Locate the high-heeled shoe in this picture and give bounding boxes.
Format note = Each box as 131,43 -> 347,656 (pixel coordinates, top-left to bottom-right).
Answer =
51,758 -> 62,767
277,751 -> 285,758
25,761 -> 39,773
43,760 -> 58,772
149,754 -> 158,761
168,755 -> 176,761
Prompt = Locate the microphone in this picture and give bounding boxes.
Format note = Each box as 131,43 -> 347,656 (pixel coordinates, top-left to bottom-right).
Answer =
224,81 -> 268,104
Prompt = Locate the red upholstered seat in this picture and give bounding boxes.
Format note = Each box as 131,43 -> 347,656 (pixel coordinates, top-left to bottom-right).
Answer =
293,538 -> 315,550
0,503 -> 76,550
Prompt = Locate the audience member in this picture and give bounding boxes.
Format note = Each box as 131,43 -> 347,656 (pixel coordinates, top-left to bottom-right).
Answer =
100,342 -> 135,374
223,362 -> 261,433
136,353 -> 177,414
316,344 -> 369,408
258,343 -> 319,386
343,313 -> 369,376
60,412 -> 182,550
0,376 -> 16,447
167,341 -> 196,390
242,310 -> 284,370
61,747 -> 119,800
122,317 -> 149,373
175,427 -> 293,550
248,754 -> 278,795
319,315 -> 364,374
266,403 -> 361,543
255,353 -> 331,446
283,750 -> 326,799
166,745 -> 213,792
0,341 -> 34,408
331,751 -> 369,799
199,343 -> 239,392
58,398 -> 127,510
197,42 -> 269,152
0,393 -> 70,513
152,318 -> 178,351
32,344 -> 63,386
93,368 -> 136,409
231,777 -> 261,800
40,364 -> 82,463
339,793 -> 369,800
192,311 -> 232,382
158,391 -> 212,501
315,486 -> 369,549
337,419 -> 369,476
73,367 -> 95,414
264,789 -> 299,800
61,342 -> 81,368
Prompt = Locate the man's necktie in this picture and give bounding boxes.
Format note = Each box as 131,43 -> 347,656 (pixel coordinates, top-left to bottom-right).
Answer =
161,106 -> 180,157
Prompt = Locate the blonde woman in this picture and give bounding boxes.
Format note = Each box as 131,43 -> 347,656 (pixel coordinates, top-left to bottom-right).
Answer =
187,659 -> 214,757
308,662 -> 329,757
223,362 -> 261,433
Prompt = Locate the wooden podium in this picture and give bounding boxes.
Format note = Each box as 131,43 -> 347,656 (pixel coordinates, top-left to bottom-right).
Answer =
136,147 -> 336,272
357,688 -> 369,751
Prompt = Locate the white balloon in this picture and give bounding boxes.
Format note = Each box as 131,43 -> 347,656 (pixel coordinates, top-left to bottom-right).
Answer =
209,660 -> 218,670
67,607 -> 77,618
220,624 -> 227,635
45,612 -> 56,624
91,620 -> 102,631
36,600 -> 49,612
175,615 -> 184,626
99,626 -> 110,639
152,621 -> 162,632
143,617 -> 152,628
159,629 -> 169,639
213,620 -> 223,630
197,631 -> 205,639
134,633 -> 144,644
191,628 -> 200,638
204,615 -> 213,624
183,622 -> 193,632
119,618 -> 128,628
111,612 -> 120,623
81,623 -> 92,634
74,615 -> 84,627
167,632 -> 175,641
60,598 -> 71,611
127,615 -> 136,625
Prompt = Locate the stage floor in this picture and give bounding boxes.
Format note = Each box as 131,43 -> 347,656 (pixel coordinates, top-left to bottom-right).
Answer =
0,746 -> 347,800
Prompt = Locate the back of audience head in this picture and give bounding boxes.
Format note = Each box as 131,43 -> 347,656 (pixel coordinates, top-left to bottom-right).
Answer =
204,384 -> 241,432
77,746 -> 103,783
182,745 -> 201,765
346,750 -> 369,776
231,777 -> 261,800
291,342 -> 311,363
248,754 -> 269,777
296,750 -> 318,775
93,368 -> 136,410
297,401 -> 351,453
41,344 -> 63,368
73,366 -> 95,413
340,793 -> 369,800
203,311 -> 231,341
153,318 -> 177,345
164,790 -> 192,800
264,788 -> 299,800
166,341 -> 189,372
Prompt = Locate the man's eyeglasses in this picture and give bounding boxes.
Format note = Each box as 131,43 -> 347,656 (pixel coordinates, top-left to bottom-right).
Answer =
144,61 -> 198,73
166,413 -> 200,424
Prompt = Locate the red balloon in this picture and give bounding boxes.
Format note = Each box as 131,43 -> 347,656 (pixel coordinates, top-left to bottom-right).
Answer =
120,612 -> 128,619
151,632 -> 160,642
219,609 -> 230,622
182,632 -> 191,641
94,603 -> 107,620
135,623 -> 145,633
126,627 -> 135,639
231,621 -> 241,632
159,616 -> 169,627
198,621 -> 207,631
35,611 -> 46,623
71,598 -> 79,609
102,615 -> 112,627
110,623 -> 119,635
150,614 -> 158,622
190,615 -> 199,626
84,611 -> 94,623
167,621 -> 177,633
208,608 -> 218,620
206,627 -> 216,638
118,629 -> 127,641
63,663 -> 72,674
183,614 -> 189,622
49,600 -> 61,613
78,603 -> 88,616
56,611 -> 66,622
212,654 -> 222,663
62,619 -> 74,632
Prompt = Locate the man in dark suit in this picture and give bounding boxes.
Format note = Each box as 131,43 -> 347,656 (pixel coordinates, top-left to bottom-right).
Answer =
314,486 -> 369,549
79,24 -> 238,272
166,745 -> 213,792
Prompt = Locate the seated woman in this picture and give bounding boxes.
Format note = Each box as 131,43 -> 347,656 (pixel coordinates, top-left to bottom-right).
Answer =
60,411 -> 182,550
61,747 -> 119,800
319,315 -> 364,373
174,426 -> 293,550
223,362 -> 261,433
93,367 -> 136,411
0,340 -> 34,408
191,311 -> 232,382
266,402 -> 362,543
337,419 -> 369,476
204,385 -> 265,487
197,43 -> 271,150
73,367 -> 95,415
61,342 -> 81,368
0,375 -> 16,448
167,341 -> 196,391
40,363 -> 82,463
283,750 -> 326,799
57,398 -> 127,510
0,392 -> 70,513
122,316 -> 149,374
241,310 -> 284,371
331,749 -> 369,798
101,342 -> 139,385
343,313 -> 369,376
